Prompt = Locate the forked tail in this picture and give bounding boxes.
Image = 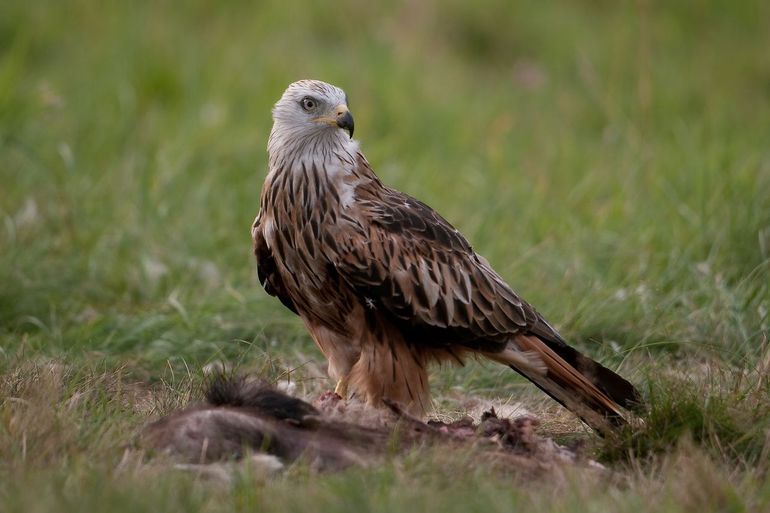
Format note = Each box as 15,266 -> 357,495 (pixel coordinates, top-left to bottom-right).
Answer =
487,334 -> 642,435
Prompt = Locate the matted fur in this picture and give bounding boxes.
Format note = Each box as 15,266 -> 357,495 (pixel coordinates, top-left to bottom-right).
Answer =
142,377 -> 602,474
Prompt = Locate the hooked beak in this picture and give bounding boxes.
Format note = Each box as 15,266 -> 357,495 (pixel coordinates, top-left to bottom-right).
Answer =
314,105 -> 354,138
335,105 -> 354,138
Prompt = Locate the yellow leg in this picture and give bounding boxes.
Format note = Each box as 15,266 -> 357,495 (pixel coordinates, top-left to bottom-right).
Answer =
334,376 -> 348,398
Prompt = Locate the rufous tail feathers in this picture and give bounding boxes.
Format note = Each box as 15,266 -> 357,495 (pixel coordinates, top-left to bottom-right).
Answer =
487,334 -> 639,435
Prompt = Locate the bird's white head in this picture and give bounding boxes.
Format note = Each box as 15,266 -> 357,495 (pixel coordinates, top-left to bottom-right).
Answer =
268,80 -> 356,168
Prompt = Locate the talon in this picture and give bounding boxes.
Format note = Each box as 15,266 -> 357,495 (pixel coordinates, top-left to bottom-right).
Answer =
334,378 -> 348,398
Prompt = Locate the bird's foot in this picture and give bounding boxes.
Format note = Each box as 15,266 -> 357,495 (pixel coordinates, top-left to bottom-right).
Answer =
334,378 -> 348,398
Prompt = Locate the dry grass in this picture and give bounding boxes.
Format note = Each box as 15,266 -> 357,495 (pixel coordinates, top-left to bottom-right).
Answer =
1,352 -> 769,512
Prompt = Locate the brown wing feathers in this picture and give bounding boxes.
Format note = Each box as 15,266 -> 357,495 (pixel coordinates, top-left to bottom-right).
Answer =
336,159 -> 641,432
253,222 -> 298,315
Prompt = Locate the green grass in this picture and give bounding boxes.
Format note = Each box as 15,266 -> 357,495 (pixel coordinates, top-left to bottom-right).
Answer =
2,0 -> 770,511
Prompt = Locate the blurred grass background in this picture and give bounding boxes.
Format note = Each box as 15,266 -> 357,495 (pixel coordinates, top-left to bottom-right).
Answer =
2,0 -> 769,366
1,0 -> 770,511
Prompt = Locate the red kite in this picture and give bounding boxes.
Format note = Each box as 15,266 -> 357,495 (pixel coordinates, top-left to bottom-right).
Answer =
252,80 -> 640,433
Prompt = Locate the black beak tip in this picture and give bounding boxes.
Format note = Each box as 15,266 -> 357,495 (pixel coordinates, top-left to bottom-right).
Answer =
336,111 -> 355,138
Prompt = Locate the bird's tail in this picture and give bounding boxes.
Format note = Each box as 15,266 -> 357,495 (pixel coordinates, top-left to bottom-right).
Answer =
485,334 -> 642,435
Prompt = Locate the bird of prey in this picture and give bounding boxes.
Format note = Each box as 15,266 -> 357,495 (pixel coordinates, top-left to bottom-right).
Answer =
252,80 -> 641,434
